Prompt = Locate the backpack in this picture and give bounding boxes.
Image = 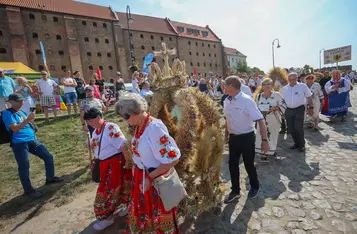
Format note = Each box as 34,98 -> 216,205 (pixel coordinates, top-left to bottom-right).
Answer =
0,108 -> 16,144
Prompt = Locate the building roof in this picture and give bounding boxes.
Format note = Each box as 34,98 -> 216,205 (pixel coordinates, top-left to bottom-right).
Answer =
224,47 -> 246,57
116,12 -> 176,35
0,0 -> 117,20
168,20 -> 220,42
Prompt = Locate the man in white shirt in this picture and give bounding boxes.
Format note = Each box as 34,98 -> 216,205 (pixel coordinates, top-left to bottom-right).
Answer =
281,72 -> 313,152
239,78 -> 253,97
223,76 -> 269,203
348,71 -> 355,85
34,71 -> 59,122
140,82 -> 153,97
61,70 -> 78,116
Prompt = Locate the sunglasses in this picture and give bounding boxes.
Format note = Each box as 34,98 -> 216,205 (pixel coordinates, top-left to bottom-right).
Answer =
306,77 -> 314,80
120,113 -> 131,120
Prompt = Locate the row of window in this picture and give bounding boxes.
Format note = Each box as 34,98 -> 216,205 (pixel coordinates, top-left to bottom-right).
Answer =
38,65 -> 114,72
137,33 -> 173,42
84,37 -> 110,44
189,62 -> 218,68
32,33 -> 62,40
188,41 -> 216,48
34,49 -> 112,58
189,51 -> 217,57
28,14 -> 109,29
87,52 -> 112,57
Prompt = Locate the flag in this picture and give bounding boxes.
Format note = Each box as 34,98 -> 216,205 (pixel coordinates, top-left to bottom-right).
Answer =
142,53 -> 154,74
255,72 -> 259,78
96,67 -> 102,80
194,67 -> 197,75
40,42 -> 47,66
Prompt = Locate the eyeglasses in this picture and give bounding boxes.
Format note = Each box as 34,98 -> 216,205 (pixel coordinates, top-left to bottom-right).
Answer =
306,77 -> 314,80
120,113 -> 131,120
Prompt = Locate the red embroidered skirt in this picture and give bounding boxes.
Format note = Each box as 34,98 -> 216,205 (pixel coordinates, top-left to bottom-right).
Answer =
94,153 -> 132,220
124,166 -> 179,234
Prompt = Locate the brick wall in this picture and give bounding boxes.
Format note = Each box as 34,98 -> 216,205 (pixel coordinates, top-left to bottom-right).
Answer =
0,7 -> 13,62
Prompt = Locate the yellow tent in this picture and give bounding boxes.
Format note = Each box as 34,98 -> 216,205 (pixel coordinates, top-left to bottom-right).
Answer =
0,62 -> 42,81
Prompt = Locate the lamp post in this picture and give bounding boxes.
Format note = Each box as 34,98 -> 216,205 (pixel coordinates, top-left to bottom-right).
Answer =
126,5 -> 135,70
272,38 -> 281,68
319,49 -> 325,70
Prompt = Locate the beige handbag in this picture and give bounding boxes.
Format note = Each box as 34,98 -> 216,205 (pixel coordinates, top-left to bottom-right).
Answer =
152,168 -> 187,211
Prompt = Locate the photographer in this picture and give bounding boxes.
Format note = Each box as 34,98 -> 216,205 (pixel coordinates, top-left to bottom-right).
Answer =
2,93 -> 63,198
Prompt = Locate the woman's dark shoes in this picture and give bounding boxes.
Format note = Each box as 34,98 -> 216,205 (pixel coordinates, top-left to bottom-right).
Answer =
45,176 -> 64,185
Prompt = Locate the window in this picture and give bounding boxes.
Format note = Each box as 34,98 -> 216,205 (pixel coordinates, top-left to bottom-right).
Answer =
142,57 -> 145,61
82,21 -> 87,26
93,22 -> 97,27
205,73 -> 207,77
103,23 -> 107,28
56,35 -> 62,40
214,54 -> 216,57
105,39 -> 109,44
214,44 -> 216,48
89,65 -> 93,70
208,44 -> 210,48
99,65 -> 103,70
109,66 -> 113,70
169,37 -> 172,41
41,15 -> 47,21
188,41 -> 191,45
84,37 -> 89,42
172,58 -> 175,62
0,30 -> 2,36
107,52 -> 111,57
161,36 -> 164,41
131,44 -> 134,49
209,53 -> 211,57
87,52 -> 92,56
58,50 -> 64,55
38,65 -> 44,71
97,52 -> 102,57
197,62 -> 200,67
204,63 -> 206,67
215,63 -> 217,67
95,38 -> 99,43
202,43 -> 204,47
32,33 -> 38,39
0,48 -> 7,54
151,35 -> 154,40
140,34 -> 144,38
29,14 -> 35,20
195,42 -> 198,46
44,33 -> 50,40
35,49 -> 41,55
210,63 -> 212,67
50,65 -> 55,71
53,17 -> 59,22
152,46 -> 155,50
141,45 -> 145,50
130,33 -> 133,37
190,62 -> 193,66
203,53 -> 205,56
61,65 -> 67,71
189,52 -> 192,55
196,52 -> 199,56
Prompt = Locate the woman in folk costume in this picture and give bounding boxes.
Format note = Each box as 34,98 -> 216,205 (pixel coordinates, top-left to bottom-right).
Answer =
116,94 -> 182,234
322,70 -> 352,122
304,74 -> 324,130
254,78 -> 286,161
84,107 -> 132,231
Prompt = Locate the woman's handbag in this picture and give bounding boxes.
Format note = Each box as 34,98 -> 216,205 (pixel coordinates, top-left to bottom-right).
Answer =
152,168 -> 187,211
91,124 -> 106,183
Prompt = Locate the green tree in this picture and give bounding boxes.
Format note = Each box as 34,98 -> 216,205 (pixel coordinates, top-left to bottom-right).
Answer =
237,60 -> 248,73
303,64 -> 314,74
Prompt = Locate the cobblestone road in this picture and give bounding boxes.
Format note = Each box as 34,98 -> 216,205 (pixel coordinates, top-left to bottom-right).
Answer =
3,90 -> 357,234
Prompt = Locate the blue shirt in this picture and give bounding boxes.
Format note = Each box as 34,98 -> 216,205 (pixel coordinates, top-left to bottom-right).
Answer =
15,85 -> 31,99
2,110 -> 36,143
140,89 -> 153,97
0,76 -> 16,97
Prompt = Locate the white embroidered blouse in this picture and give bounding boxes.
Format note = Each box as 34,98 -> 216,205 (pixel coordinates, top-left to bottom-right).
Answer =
131,119 -> 181,169
91,122 -> 127,160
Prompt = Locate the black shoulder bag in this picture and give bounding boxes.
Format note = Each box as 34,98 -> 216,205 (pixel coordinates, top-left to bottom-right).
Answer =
91,124 -> 106,183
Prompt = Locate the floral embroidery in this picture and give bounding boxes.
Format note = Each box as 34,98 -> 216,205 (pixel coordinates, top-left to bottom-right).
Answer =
108,125 -> 114,130
159,135 -> 169,145
159,148 -> 166,156
132,138 -> 140,158
109,132 -> 114,137
114,132 -> 120,138
167,150 -> 177,159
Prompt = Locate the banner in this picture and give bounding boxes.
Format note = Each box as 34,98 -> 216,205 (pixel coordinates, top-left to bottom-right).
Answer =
40,42 -> 47,66
324,45 -> 352,64
327,92 -> 351,114
142,53 -> 154,74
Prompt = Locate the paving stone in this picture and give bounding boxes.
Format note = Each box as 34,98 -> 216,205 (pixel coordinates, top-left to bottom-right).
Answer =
325,209 -> 340,218
288,194 -> 300,201
285,221 -> 300,230
261,219 -> 280,230
309,210 -> 323,220
331,219 -> 348,233
291,229 -> 307,234
287,207 -> 306,218
248,219 -> 261,231
302,201 -> 315,210
272,207 -> 284,218
299,218 -> 317,230
345,213 -> 357,221
313,200 -> 332,209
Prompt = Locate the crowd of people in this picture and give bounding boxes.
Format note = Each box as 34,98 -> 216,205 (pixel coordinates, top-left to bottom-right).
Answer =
0,65 -> 354,233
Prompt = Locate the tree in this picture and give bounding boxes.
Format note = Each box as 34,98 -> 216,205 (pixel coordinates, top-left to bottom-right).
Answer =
303,64 -> 314,74
237,60 -> 249,73
251,67 -> 264,75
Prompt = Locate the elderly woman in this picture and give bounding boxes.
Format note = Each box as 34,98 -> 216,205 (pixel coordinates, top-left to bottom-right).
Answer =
84,107 -> 132,231
14,76 -> 35,115
116,94 -> 181,234
254,78 -> 286,161
304,74 -> 324,130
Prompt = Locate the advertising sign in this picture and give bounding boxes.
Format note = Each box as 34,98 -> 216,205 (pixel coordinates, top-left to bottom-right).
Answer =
324,45 -> 352,64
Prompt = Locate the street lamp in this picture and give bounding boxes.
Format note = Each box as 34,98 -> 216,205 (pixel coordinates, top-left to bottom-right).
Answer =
126,5 -> 136,72
319,49 -> 325,70
272,38 -> 281,68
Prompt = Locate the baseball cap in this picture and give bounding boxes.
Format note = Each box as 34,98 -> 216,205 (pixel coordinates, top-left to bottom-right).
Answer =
117,72 -> 121,76
8,93 -> 24,102
85,85 -> 94,91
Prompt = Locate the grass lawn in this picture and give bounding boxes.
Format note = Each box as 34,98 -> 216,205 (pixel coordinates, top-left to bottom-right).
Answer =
0,111 -> 127,205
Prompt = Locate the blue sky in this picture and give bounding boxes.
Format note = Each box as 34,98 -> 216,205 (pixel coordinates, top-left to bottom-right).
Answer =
79,0 -> 357,72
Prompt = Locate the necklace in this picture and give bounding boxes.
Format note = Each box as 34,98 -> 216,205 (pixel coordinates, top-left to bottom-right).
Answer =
132,113 -> 151,158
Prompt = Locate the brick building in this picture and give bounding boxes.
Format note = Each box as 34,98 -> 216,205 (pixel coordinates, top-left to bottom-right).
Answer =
0,0 -> 225,81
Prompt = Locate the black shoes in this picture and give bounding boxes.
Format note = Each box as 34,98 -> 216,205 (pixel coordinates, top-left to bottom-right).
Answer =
45,176 -> 64,185
248,187 -> 260,199
224,191 -> 241,204
290,144 -> 299,149
25,190 -> 42,198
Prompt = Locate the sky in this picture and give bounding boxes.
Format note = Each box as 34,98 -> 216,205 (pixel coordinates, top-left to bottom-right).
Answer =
79,0 -> 357,72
